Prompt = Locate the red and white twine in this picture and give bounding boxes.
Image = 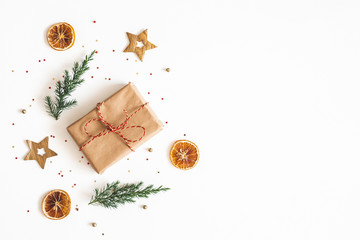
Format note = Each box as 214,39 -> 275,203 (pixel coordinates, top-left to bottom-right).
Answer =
80,102 -> 148,151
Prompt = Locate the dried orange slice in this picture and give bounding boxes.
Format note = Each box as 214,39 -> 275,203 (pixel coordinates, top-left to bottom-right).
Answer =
42,189 -> 71,220
47,22 -> 75,51
170,140 -> 199,170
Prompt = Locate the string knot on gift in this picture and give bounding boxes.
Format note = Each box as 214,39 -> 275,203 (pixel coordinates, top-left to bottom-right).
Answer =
80,102 -> 148,151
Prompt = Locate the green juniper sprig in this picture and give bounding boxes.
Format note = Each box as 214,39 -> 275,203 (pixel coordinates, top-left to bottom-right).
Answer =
45,50 -> 96,120
88,181 -> 170,209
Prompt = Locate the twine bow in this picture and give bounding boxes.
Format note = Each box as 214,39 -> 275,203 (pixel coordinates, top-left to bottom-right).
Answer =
80,102 -> 148,151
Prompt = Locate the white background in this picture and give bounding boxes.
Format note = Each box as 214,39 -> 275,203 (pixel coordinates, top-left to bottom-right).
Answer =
1,0 -> 360,239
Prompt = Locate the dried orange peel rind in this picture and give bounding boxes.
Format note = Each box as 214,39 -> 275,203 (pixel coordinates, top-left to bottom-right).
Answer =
170,140 -> 199,170
47,22 -> 75,51
42,189 -> 71,220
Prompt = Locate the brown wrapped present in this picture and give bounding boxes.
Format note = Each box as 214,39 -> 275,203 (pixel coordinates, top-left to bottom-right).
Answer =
67,82 -> 163,174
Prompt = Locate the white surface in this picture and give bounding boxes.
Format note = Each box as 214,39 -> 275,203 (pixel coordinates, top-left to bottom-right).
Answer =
1,0 -> 360,239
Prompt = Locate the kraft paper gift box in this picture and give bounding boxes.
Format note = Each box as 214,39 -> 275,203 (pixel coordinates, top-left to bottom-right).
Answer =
67,82 -> 163,174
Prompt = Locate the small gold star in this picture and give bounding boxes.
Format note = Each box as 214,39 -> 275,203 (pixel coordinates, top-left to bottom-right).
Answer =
123,29 -> 156,61
24,137 -> 57,169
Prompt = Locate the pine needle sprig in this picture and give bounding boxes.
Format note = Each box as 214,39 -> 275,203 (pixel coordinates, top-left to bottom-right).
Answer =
45,50 -> 96,120
88,181 -> 170,209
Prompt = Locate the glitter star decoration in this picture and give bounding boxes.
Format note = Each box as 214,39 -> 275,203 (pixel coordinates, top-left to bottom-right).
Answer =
24,136 -> 57,169
123,29 -> 157,61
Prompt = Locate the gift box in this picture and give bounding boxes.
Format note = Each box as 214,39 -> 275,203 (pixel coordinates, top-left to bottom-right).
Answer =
67,82 -> 163,174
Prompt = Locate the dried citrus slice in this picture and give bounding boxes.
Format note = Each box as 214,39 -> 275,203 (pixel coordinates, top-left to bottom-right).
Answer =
42,189 -> 71,220
170,140 -> 199,170
47,22 -> 75,51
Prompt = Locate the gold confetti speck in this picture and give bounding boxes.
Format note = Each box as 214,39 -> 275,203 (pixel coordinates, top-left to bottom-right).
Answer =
29,105 -> 32,107
82,45 -> 84,48
50,161 -> 52,163
11,70 -> 14,72
94,180 -> 96,183
79,160 -> 81,163
128,170 -> 130,173
12,146 -> 14,148
69,170 -> 72,172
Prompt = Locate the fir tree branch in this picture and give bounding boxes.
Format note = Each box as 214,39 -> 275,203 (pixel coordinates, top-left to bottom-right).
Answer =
88,181 -> 170,209
45,50 -> 95,120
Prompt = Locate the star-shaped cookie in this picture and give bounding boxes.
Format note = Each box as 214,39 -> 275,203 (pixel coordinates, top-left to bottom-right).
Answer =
24,136 -> 57,169
123,29 -> 157,61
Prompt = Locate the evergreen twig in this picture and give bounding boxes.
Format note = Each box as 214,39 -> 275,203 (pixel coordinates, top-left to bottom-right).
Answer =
88,181 -> 170,208
45,50 -> 96,120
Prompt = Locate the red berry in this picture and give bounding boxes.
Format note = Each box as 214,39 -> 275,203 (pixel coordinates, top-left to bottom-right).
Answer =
65,140 -> 67,142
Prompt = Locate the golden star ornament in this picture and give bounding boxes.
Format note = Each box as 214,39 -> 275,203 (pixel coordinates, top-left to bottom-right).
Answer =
123,29 -> 157,61
24,136 -> 57,169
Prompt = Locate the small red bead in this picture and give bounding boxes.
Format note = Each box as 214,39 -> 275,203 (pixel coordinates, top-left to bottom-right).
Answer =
97,67 -> 99,69
146,158 -> 148,160
12,123 -> 14,125
126,58 -> 128,61
74,184 -> 76,186
87,162 -> 90,165
27,210 -> 29,212
161,98 -> 164,100
53,136 -> 55,138
93,20 -> 96,23
58,173 -> 60,175
81,156 -> 84,158
108,78 -> 111,80
65,140 -> 67,142
91,76 -> 94,78
26,71 -> 28,73
165,121 -> 168,124
95,51 -> 98,54
32,99 -> 34,101
15,157 -> 17,159
150,73 -> 152,75
43,59 -> 46,61
113,50 -> 115,52
61,175 -> 63,177
148,92 -> 150,94
62,75 -> 64,78
49,87 -> 51,89
38,60 -> 41,62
